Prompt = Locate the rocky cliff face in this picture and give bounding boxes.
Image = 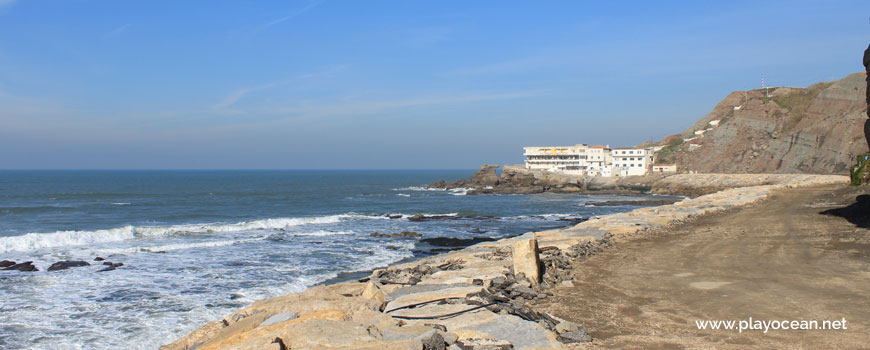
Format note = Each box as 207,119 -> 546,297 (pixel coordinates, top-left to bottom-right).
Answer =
433,73 -> 868,195
659,72 -> 869,174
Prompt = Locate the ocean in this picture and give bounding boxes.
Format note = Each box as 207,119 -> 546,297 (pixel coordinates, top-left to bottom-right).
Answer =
0,170 -> 670,349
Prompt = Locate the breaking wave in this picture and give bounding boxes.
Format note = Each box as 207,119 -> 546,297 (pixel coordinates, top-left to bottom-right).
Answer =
0,214 -> 372,253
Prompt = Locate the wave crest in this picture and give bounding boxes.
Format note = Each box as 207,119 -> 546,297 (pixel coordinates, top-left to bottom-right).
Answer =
0,214 -> 369,253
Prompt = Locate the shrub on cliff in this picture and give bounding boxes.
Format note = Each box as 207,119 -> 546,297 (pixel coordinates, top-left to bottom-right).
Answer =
851,153 -> 870,186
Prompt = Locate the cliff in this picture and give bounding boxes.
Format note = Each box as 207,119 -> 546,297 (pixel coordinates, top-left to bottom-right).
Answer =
657,72 -> 869,174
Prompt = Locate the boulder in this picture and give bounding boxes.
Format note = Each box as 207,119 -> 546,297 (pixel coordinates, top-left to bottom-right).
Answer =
419,329 -> 447,350
47,260 -> 90,272
3,261 -> 38,272
0,260 -> 15,268
361,281 -> 387,308
511,238 -> 541,284
468,165 -> 500,187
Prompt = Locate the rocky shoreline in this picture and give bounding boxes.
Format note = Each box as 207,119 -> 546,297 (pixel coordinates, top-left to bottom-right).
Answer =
163,173 -> 848,350
427,165 -> 844,198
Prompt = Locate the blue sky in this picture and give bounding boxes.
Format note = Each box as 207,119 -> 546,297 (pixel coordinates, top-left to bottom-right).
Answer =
0,0 -> 867,169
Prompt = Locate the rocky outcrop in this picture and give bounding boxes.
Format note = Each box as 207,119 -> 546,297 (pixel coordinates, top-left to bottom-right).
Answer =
429,165 -> 836,197
47,260 -> 90,272
430,165 -> 659,195
3,261 -> 38,272
662,73 -> 869,174
164,174 -> 848,350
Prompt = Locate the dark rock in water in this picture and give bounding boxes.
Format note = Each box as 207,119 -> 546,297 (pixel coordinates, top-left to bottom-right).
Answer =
370,231 -> 422,238
407,214 -> 472,221
3,261 -> 38,272
585,199 -> 680,207
94,257 -> 105,261
47,260 -> 90,272
420,236 -> 496,247
470,227 -> 487,233
387,214 -> 403,219
0,260 -> 15,268
395,231 -> 421,238
428,180 -> 448,188
98,262 -> 124,272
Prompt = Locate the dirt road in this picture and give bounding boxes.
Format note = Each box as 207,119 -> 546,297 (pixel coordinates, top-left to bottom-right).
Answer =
535,185 -> 870,349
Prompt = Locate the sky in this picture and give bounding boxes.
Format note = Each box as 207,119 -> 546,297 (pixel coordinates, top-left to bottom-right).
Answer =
0,0 -> 868,169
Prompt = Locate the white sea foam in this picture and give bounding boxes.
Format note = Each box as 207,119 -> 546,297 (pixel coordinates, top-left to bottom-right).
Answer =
392,186 -> 470,195
0,214 -> 372,253
111,202 -> 131,206
98,237 -> 269,255
449,187 -> 473,196
397,193 -> 411,197
393,186 -> 441,191
292,230 -> 354,237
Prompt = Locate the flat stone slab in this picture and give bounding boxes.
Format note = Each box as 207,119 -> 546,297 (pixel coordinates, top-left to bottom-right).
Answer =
386,283 -> 473,302
259,312 -> 298,327
460,314 -> 562,350
385,286 -> 483,312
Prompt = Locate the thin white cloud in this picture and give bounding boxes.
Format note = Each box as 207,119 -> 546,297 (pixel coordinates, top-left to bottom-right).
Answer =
212,64 -> 348,110
103,23 -> 132,40
253,0 -> 323,32
212,82 -> 282,110
266,90 -> 545,121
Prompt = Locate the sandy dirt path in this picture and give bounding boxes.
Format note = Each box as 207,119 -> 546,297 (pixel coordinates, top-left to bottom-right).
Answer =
535,185 -> 870,349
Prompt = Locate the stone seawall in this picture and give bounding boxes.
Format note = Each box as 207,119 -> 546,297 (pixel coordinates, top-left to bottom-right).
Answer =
163,174 -> 848,350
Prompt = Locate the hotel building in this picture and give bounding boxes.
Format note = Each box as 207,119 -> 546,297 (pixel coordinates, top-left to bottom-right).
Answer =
524,144 -> 657,177
523,145 -> 589,175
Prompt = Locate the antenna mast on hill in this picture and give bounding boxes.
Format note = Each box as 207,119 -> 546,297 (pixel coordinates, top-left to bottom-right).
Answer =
761,73 -> 770,98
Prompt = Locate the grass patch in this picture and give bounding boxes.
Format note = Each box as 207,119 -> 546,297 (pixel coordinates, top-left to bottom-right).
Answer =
655,138 -> 684,164
773,81 -> 833,133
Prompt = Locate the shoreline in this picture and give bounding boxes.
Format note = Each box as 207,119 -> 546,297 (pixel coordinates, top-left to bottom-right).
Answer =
163,174 -> 849,350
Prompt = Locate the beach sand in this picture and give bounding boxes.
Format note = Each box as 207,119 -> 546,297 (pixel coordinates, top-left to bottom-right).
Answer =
535,184 -> 870,349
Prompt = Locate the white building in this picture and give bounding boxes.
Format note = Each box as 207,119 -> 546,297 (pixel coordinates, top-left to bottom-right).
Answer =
523,144 -> 589,175
585,145 -> 612,177
524,144 -> 658,177
611,147 -> 655,176
652,164 -> 677,174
